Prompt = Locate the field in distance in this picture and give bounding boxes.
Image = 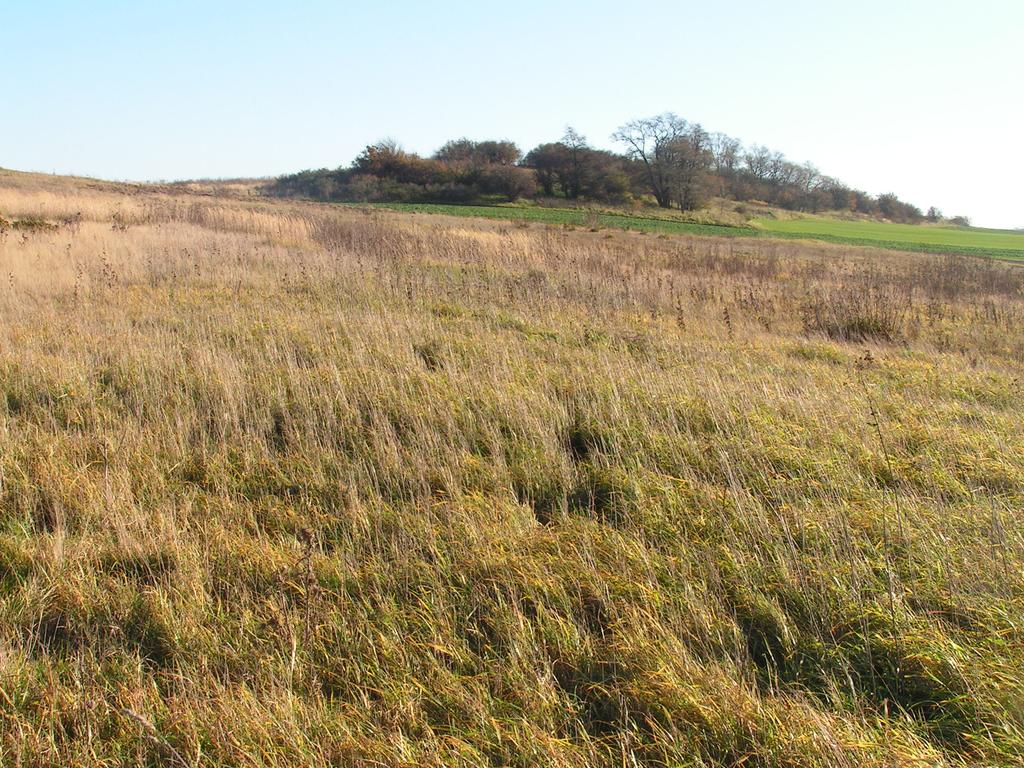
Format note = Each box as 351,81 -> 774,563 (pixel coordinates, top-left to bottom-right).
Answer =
344,201 -> 1024,260
341,201 -> 757,238
754,216 -> 1024,260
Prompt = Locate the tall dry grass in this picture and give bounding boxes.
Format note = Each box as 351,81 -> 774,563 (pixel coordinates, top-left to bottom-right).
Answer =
1,170 -> 1023,766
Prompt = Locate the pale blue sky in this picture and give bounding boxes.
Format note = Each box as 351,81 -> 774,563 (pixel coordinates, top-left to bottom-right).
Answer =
2,1 -> 1021,227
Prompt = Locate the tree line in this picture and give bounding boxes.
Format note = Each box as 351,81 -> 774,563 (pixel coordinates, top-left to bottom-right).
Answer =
269,113 -> 962,225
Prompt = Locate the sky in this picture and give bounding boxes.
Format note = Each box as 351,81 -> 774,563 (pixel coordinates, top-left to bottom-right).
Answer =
2,0 -> 1021,228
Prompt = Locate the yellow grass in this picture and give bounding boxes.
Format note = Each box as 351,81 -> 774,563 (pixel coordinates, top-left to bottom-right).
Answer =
1,170 -> 1023,766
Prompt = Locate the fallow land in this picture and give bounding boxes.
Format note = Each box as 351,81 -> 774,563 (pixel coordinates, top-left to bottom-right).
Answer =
1,171 -> 1023,767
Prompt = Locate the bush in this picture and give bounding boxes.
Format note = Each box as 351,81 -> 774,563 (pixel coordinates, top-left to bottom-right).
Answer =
801,284 -> 908,342
473,165 -> 538,201
12,217 -> 58,233
264,168 -> 349,201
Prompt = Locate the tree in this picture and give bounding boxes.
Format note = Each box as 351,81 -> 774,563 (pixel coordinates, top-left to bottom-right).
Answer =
354,139 -> 449,186
577,148 -> 630,202
613,113 -> 690,208
877,193 -> 923,223
434,139 -> 520,167
613,114 -> 714,209
926,206 -> 942,222
877,193 -> 901,220
559,127 -> 587,199
429,138 -> 530,201
820,180 -> 854,212
433,138 -> 475,164
523,143 -> 567,196
707,132 -> 743,197
475,165 -> 537,201
743,144 -> 773,181
709,132 -> 742,173
523,130 -> 587,200
662,133 -> 713,211
476,140 -> 521,166
524,130 -> 630,202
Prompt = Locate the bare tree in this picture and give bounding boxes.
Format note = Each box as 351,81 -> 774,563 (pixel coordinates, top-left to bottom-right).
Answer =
561,126 -> 588,199
663,132 -> 713,211
612,113 -> 689,208
743,144 -> 773,181
709,133 -> 742,173
798,163 -> 821,193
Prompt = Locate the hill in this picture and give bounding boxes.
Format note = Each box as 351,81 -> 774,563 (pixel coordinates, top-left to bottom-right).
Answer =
1,170 -> 1023,766
267,113 -> 965,228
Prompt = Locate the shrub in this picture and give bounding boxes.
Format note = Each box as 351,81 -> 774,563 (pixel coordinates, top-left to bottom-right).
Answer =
801,283 -> 908,342
12,217 -> 57,233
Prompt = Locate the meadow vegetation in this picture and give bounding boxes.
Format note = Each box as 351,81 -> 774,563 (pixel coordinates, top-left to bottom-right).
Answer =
1,171 -> 1023,766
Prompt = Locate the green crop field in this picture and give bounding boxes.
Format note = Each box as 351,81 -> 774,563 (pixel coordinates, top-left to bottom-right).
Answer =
755,217 -> 1024,260
346,203 -> 1024,260
345,202 -> 759,238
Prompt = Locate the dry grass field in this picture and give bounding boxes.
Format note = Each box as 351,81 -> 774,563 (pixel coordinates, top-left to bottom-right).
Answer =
1,169 -> 1023,766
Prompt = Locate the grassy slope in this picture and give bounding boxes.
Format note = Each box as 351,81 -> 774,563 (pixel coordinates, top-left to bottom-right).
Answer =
12,164 -> 1016,259
1,172 -> 1024,766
